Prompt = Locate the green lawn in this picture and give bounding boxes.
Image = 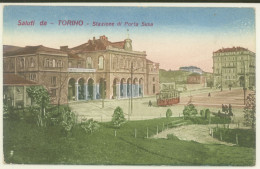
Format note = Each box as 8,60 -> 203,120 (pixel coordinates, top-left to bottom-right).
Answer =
213,128 -> 256,148
3,117 -> 255,165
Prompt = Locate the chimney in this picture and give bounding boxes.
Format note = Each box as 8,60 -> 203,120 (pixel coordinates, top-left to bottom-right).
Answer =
60,46 -> 68,51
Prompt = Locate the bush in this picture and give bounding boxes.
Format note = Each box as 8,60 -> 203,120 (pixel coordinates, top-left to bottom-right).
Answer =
183,104 -> 198,119
4,106 -> 21,120
200,110 -> 205,117
60,110 -> 76,136
167,134 -> 179,140
166,109 -> 172,118
81,119 -> 100,134
23,106 -> 41,124
205,109 -> 211,119
112,106 -> 126,128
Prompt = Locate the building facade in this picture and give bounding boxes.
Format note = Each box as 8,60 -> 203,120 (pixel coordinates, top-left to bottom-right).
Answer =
3,35 -> 160,105
187,73 -> 206,85
213,47 -> 255,88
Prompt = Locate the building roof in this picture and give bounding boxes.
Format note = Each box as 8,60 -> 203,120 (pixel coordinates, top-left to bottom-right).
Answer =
213,46 -> 250,53
188,72 -> 203,76
3,45 -> 67,56
3,45 -> 23,54
3,73 -> 39,86
70,35 -> 126,52
179,66 -> 201,70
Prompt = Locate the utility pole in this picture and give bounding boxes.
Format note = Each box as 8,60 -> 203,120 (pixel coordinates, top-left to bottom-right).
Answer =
129,62 -> 133,121
243,61 -> 246,105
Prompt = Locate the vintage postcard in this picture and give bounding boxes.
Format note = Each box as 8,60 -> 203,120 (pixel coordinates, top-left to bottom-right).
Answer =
1,3 -> 258,167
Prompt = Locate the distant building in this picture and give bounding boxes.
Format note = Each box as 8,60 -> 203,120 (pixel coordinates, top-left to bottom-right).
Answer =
179,66 -> 203,74
3,35 -> 160,105
213,47 -> 255,88
187,73 -> 206,85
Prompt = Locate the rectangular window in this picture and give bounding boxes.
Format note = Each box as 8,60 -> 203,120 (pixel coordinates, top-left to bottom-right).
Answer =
153,84 -> 155,94
50,89 -> 56,97
51,76 -> 57,86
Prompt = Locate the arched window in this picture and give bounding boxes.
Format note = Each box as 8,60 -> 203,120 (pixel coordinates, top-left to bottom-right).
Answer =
30,58 -> 35,67
20,58 -> 25,68
98,56 -> 104,69
86,57 -> 92,69
53,59 -> 56,68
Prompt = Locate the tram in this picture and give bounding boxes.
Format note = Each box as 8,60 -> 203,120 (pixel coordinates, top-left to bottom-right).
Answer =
156,89 -> 180,106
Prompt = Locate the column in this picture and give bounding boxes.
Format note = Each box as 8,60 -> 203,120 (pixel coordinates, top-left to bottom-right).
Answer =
85,84 -> 88,100
116,84 -> 120,99
75,83 -> 79,101
23,86 -> 27,107
123,83 -> 127,98
93,85 -> 96,100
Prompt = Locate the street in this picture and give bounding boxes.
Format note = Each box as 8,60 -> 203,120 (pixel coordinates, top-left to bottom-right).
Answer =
69,88 -> 253,123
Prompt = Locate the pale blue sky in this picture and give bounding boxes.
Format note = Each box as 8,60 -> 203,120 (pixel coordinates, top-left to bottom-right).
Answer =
3,6 -> 255,72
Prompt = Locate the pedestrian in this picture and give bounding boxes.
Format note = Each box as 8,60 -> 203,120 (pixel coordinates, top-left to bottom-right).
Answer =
148,100 -> 152,107
208,92 -> 211,97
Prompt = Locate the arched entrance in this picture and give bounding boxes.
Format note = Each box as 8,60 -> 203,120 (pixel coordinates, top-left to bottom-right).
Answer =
239,76 -> 245,87
78,78 -> 85,100
87,78 -> 94,100
99,78 -> 106,99
139,78 -> 143,97
133,78 -> 138,97
127,78 -> 131,97
113,78 -> 119,99
68,78 -> 76,101
120,78 -> 125,98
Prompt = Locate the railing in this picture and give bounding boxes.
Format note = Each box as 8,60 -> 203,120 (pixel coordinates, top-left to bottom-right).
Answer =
68,68 -> 96,73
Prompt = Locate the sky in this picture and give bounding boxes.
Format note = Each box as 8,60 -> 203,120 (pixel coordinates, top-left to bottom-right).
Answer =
3,6 -> 256,72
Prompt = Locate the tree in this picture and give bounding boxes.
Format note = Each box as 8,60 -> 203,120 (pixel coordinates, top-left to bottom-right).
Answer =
112,106 -> 126,128
26,86 -> 50,127
243,94 -> 256,130
166,109 -> 172,118
183,104 -> 198,119
207,81 -> 213,89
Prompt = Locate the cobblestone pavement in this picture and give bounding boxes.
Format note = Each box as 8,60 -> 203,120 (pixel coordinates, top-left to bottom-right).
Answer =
69,88 -> 254,122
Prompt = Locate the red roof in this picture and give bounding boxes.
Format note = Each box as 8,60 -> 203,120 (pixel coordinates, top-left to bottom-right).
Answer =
70,35 -> 125,52
4,45 -> 67,56
3,73 -> 39,86
214,47 -> 250,53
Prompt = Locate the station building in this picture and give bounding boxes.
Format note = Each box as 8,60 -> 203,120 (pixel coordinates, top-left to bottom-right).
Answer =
3,35 -> 160,105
